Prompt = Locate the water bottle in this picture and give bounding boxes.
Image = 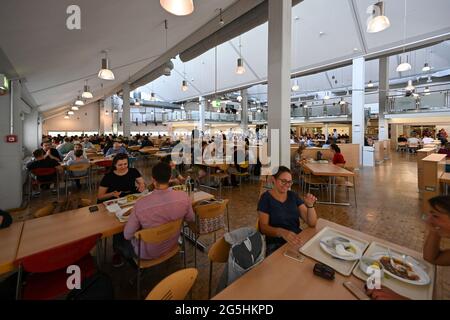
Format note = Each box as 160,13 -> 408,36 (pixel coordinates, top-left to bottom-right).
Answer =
185,176 -> 192,195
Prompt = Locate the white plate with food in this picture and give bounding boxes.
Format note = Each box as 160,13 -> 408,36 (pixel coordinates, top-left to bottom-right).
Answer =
319,236 -> 363,261
370,252 -> 430,286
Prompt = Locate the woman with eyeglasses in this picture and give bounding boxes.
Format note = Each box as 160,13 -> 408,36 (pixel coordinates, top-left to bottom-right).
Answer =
257,166 -> 318,256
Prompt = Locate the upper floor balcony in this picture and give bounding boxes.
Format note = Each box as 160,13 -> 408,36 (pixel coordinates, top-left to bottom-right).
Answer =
387,90 -> 450,114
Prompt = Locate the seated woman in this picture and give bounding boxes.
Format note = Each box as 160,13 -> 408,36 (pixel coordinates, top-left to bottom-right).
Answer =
330,144 -> 346,167
257,166 -> 318,256
366,195 -> 450,300
97,153 -> 146,202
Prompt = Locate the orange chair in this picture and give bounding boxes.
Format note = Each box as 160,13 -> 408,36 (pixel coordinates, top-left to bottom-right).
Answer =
28,168 -> 60,204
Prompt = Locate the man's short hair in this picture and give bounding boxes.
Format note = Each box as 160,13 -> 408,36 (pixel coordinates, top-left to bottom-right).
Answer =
74,149 -> 83,157
33,149 -> 45,158
152,162 -> 171,184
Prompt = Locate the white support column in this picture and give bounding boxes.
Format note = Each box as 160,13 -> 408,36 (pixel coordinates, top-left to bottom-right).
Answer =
352,57 -> 366,166
240,89 -> 248,133
122,84 -> 131,137
98,100 -> 104,135
379,57 -> 389,141
268,0 -> 292,170
199,96 -> 206,133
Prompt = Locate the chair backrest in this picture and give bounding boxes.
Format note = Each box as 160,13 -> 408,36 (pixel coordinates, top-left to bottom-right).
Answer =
194,199 -> 229,220
17,233 -> 101,273
31,167 -> 57,177
67,163 -> 91,172
134,219 -> 183,244
145,268 -> 198,300
33,202 -> 56,218
95,160 -> 113,167
208,237 -> 230,263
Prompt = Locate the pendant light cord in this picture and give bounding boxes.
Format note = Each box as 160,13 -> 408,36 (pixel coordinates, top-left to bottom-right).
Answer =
402,0 -> 407,54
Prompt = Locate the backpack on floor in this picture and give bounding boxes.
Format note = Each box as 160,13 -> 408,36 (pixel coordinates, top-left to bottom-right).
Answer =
66,272 -> 114,300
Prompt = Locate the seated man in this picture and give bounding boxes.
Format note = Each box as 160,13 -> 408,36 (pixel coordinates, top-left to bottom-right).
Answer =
42,140 -> 62,162
80,137 -> 96,152
66,149 -> 90,189
366,195 -> 450,300
112,162 -> 194,266
27,148 -> 62,190
56,137 -> 74,156
63,143 -> 87,162
105,141 -> 128,157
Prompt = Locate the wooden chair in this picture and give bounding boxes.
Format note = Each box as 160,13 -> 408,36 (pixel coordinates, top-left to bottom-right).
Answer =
33,202 -> 56,218
207,237 -> 231,299
134,219 -> 185,299
64,163 -> 91,198
233,162 -> 250,186
187,199 -> 230,268
210,164 -> 230,199
145,268 -> 198,300
336,169 -> 357,208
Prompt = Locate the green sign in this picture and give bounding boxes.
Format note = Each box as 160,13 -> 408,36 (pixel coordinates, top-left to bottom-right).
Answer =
0,74 -> 9,90
212,100 -> 221,108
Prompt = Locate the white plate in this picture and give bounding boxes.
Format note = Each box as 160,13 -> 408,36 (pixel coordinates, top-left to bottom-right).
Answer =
370,252 -> 430,286
319,236 -> 363,261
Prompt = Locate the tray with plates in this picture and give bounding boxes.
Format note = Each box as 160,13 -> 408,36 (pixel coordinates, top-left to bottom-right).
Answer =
299,226 -> 370,276
352,242 -> 434,300
104,191 -> 150,209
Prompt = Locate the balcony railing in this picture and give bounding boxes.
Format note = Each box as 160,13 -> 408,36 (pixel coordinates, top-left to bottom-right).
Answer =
387,91 -> 450,114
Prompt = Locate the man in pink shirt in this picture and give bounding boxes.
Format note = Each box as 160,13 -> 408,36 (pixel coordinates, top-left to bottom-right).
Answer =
112,162 -> 194,267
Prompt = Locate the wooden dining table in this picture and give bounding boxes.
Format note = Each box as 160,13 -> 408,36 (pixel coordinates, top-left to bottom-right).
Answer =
0,222 -> 24,275
303,162 -> 355,206
213,219 -> 437,300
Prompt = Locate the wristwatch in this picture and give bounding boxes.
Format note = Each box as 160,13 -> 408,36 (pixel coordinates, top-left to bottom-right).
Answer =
306,204 -> 314,209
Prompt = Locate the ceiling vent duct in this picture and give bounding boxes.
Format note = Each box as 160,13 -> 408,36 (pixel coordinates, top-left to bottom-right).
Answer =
179,0 -> 303,63
133,60 -> 174,89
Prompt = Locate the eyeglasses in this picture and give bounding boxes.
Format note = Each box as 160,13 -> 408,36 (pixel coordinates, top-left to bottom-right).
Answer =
278,179 -> 293,186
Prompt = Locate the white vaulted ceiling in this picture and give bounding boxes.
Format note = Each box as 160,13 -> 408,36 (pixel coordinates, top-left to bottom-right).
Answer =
1,0 -> 450,112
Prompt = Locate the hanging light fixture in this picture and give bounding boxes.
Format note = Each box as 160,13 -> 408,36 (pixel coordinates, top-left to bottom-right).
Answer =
324,92 -> 330,100
237,95 -> 243,102
181,104 -> 185,110
236,36 -> 246,75
405,80 -> 415,92
422,63 -> 431,72
396,0 -> 411,73
113,109 -> 119,113
368,80 -> 374,88
81,80 -> 93,99
135,100 -> 140,106
71,106 -> 79,111
292,79 -> 300,91
427,75 -> 433,83
150,92 -> 156,101
64,113 -> 70,119
75,96 -> 84,106
339,98 -> 346,105
423,86 -> 430,93
105,110 -> 109,115
160,0 -> 194,16
366,1 -> 390,33
396,55 -> 412,72
98,51 -> 115,80
181,80 -> 188,92
67,110 -> 75,115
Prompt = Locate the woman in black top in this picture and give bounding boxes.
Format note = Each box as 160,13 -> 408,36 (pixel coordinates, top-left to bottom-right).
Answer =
97,153 -> 146,202
257,166 -> 318,256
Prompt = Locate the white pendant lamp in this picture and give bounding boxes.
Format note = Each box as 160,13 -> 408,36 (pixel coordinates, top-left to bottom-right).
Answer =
422,63 -> 431,72
81,80 -> 93,99
236,58 -> 246,75
160,0 -> 194,16
367,1 -> 390,33
424,86 -> 430,93
75,96 -> 84,106
292,80 -> 300,92
405,80 -> 415,92
396,55 -> 412,72
98,51 -> 115,80
68,110 -> 75,115
71,106 -> 79,111
237,95 -> 243,102
368,80 -> 374,88
113,109 -> 119,113
64,114 -> 70,119
181,80 -> 188,92
324,92 -> 330,100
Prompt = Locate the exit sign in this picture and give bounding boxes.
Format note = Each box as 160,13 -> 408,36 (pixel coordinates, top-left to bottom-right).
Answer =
5,135 -> 18,143
212,100 -> 221,108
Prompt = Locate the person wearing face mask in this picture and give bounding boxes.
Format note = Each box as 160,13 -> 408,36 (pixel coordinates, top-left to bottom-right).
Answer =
97,153 -> 145,202
365,195 -> 450,300
257,166 -> 318,256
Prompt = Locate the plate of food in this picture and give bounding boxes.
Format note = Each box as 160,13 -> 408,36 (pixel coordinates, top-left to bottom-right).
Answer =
319,236 -> 363,261
370,252 -> 430,286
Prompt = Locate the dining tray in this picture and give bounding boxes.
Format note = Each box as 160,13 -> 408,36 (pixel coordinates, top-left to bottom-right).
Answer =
300,226 -> 370,276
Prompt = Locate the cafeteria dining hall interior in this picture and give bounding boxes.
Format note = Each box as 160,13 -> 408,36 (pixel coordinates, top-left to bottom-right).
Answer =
1,0 -> 450,305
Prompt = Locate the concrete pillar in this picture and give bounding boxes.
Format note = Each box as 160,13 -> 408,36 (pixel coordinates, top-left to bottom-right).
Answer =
240,89 -> 249,133
352,57 -> 366,166
267,0 -> 292,170
122,83 -> 131,137
378,57 -> 389,141
23,108 -> 40,155
0,80 -> 24,208
99,100 -> 104,134
199,96 -> 206,133
325,123 -> 329,139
